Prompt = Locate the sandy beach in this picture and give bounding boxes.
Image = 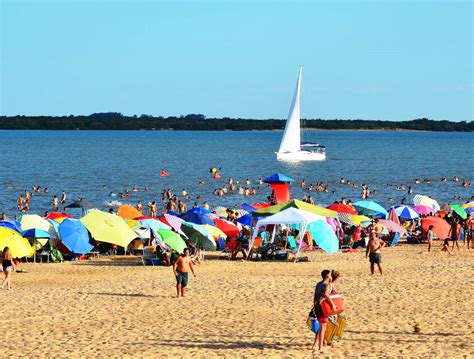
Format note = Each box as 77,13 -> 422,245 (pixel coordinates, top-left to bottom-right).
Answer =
2,244 -> 472,358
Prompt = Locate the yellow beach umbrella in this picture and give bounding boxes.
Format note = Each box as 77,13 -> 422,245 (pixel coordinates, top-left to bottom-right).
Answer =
20,214 -> 56,236
81,210 -> 137,248
462,201 -> 474,209
0,228 -> 34,258
203,224 -> 227,239
348,215 -> 372,226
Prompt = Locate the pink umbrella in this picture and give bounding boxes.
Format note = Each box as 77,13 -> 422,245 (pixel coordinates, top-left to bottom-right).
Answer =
388,208 -> 401,225
413,205 -> 436,215
378,219 -> 407,235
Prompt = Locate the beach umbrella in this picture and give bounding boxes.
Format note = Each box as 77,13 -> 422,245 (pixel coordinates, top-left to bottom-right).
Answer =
46,212 -> 72,221
348,215 -> 371,226
465,207 -> 474,216
421,217 -> 450,239
236,213 -> 252,227
163,213 -> 188,237
64,199 -> 96,210
138,218 -> 171,231
413,205 -> 436,216
181,222 -> 217,251
21,228 -> 54,247
157,229 -> 187,254
212,206 -> 228,218
180,211 -> 215,225
0,228 -> 34,258
203,224 -> 227,240
118,205 -> 142,220
326,203 -> 357,215
448,203 -> 467,220
81,210 -> 136,248
462,201 -> 474,209
123,219 -> 152,239
306,220 -> 339,254
337,213 -> 356,226
391,205 -> 419,220
388,208 -> 401,225
58,219 -> 93,254
413,195 -> 440,211
213,218 -> 240,237
378,219 -> 407,235
0,220 -> 22,233
20,214 -> 56,236
353,201 -> 388,218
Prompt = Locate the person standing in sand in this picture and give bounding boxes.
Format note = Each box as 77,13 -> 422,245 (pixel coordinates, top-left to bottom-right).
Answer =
465,214 -> 473,249
427,225 -> 435,252
311,269 -> 336,351
172,248 -> 196,298
1,247 -> 15,290
448,218 -> 460,251
372,219 -> 384,238
366,231 -> 385,275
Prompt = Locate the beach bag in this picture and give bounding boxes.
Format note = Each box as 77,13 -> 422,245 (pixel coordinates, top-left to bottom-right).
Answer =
320,293 -> 344,316
306,316 -> 320,334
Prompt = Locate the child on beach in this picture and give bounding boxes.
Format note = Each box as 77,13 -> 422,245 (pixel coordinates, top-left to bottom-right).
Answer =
441,238 -> 452,254
366,231 -> 385,275
1,247 -> 15,290
427,225 -> 435,252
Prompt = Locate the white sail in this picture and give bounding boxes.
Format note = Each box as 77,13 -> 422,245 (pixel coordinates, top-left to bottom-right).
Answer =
278,67 -> 302,153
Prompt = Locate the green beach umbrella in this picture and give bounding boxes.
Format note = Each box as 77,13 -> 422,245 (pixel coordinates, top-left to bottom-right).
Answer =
181,222 -> 217,251
449,203 -> 467,219
157,229 -> 187,254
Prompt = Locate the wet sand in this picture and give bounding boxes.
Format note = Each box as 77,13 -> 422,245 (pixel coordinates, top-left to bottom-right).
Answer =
3,244 -> 473,357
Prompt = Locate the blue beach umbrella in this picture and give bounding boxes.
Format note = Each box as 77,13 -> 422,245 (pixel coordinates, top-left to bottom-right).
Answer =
21,228 -> 54,239
58,219 -> 93,254
237,214 -> 252,226
180,211 -> 215,225
307,220 -> 339,254
391,205 -> 419,220
0,220 -> 22,233
353,201 -> 388,218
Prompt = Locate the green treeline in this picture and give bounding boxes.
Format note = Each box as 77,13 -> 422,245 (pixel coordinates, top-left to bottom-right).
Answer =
0,113 -> 472,131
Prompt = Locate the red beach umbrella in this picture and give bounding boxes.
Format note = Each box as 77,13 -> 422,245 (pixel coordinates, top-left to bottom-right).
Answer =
326,204 -> 357,215
421,216 -> 450,239
46,212 -> 73,220
213,218 -> 240,237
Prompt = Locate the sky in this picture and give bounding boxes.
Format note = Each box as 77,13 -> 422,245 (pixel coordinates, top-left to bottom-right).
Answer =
0,0 -> 472,121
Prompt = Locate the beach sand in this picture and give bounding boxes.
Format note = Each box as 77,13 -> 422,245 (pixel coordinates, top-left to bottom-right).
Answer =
3,245 -> 473,357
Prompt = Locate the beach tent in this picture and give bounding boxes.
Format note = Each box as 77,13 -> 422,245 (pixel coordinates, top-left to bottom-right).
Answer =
249,207 -> 331,262
252,199 -> 337,218
81,210 -> 136,248
263,173 -> 295,204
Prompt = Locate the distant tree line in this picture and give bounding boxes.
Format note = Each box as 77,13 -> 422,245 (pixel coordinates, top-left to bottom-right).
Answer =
0,113 -> 472,132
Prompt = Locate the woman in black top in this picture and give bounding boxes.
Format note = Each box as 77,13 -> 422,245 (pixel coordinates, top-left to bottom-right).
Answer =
1,247 -> 15,290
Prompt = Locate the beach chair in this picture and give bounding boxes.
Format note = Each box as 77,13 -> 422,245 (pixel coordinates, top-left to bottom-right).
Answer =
142,246 -> 158,266
288,235 -> 297,250
325,315 -> 347,345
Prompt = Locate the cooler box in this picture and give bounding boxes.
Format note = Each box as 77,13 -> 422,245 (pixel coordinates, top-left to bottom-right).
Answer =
320,293 -> 344,316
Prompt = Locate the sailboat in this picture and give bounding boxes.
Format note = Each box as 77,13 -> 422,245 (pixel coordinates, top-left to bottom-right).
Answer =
276,67 -> 326,161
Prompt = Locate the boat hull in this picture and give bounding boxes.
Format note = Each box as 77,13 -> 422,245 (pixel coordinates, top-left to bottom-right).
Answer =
276,150 -> 326,161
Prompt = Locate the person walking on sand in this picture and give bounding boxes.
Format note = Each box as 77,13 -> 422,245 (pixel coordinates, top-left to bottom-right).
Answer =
448,218 -> 460,251
172,248 -> 196,298
366,231 -> 385,275
1,247 -> 15,290
427,225 -> 435,252
311,269 -> 336,351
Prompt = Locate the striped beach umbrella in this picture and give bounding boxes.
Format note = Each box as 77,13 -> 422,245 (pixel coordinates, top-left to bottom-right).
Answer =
391,205 -> 419,220
413,195 -> 440,211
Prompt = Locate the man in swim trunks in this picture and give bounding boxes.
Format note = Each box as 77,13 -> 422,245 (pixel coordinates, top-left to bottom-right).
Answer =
366,231 -> 385,275
172,248 -> 196,297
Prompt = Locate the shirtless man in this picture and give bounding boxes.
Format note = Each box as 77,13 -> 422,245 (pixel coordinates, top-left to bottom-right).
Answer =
466,214 -> 473,249
173,248 -> 196,297
372,219 -> 384,239
366,231 -> 385,275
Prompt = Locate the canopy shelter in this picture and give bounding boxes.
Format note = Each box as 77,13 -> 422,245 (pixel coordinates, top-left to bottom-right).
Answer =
252,199 -> 337,218
263,173 -> 295,204
249,207 -> 331,262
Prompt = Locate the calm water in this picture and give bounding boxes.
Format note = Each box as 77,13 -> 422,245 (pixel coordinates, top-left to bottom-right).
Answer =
1,130 -> 472,217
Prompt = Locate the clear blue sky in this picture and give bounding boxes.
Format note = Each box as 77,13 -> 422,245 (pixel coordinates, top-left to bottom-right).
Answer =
1,0 -> 472,121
